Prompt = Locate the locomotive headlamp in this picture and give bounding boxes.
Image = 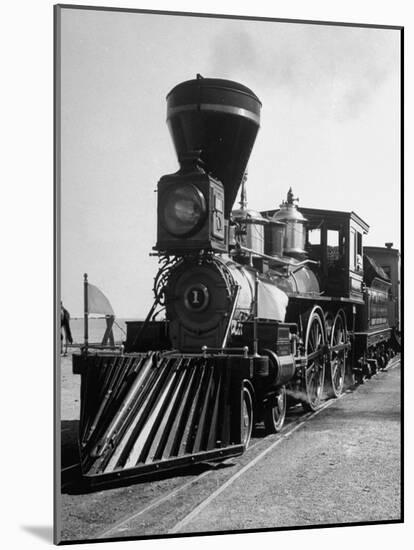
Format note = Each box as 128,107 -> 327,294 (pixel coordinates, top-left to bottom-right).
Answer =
162,183 -> 207,237
156,172 -> 226,254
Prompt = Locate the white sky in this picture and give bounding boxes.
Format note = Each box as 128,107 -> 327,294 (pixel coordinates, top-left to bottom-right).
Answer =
60,8 -> 400,318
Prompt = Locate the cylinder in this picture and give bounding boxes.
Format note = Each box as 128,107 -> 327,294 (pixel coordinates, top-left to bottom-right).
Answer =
283,220 -> 307,257
247,222 -> 265,255
264,220 -> 286,257
232,208 -> 267,256
272,206 -> 307,258
265,349 -> 296,386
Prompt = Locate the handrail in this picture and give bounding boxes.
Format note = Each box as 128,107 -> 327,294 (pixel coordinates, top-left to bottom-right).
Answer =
201,346 -> 249,358
233,245 -> 319,271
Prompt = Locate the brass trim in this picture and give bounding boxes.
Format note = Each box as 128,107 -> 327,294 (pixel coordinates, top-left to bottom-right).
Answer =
167,103 -> 260,125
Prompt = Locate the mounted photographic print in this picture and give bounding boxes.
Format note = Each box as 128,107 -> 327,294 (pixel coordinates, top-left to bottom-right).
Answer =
55,4 -> 402,544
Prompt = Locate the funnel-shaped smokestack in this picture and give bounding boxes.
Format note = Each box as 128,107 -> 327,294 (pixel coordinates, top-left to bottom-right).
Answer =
166,76 -> 261,217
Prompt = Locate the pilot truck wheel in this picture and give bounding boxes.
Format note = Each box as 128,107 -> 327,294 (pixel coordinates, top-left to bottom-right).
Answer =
264,385 -> 287,434
242,381 -> 254,448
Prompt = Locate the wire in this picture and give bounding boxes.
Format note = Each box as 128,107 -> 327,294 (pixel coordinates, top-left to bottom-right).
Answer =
113,319 -> 127,337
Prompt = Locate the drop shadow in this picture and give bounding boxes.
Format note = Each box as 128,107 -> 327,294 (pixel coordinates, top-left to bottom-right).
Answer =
21,525 -> 53,543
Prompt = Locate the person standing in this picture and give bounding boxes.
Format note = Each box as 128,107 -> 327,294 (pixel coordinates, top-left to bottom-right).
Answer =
61,301 -> 73,356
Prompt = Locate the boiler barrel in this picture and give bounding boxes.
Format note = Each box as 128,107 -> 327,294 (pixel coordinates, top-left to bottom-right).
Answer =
166,77 -> 261,216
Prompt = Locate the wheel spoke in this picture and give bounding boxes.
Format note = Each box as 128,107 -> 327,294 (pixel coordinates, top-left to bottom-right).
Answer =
303,311 -> 325,411
242,383 -> 253,447
329,312 -> 347,397
264,385 -> 286,434
307,349 -> 323,362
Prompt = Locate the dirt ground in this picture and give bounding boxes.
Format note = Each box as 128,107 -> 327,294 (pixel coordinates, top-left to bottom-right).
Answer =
58,354 -> 401,541
60,352 -> 80,421
178,363 -> 401,533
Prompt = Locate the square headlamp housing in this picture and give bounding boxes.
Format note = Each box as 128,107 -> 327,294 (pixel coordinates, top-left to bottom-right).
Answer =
155,169 -> 227,254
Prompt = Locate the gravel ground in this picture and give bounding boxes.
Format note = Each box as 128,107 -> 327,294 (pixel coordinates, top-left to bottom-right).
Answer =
60,352 -> 80,421
58,354 -> 401,542
178,364 -> 401,533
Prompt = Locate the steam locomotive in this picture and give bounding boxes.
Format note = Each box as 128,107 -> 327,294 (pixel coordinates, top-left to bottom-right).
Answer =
72,76 -> 400,486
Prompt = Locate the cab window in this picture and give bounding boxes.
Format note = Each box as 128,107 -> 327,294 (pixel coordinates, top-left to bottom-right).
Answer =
327,229 -> 340,266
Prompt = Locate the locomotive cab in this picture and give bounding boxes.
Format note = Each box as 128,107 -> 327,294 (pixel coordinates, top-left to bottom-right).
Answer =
302,208 -> 369,300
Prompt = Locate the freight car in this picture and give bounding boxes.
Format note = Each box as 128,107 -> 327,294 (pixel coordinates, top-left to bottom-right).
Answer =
72,76 -> 400,486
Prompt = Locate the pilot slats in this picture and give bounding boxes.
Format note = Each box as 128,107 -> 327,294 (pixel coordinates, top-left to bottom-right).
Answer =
76,353 -> 245,483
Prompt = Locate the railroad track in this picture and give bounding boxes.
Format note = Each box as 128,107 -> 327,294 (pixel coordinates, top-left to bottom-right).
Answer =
60,356 -> 400,541
101,407 -> 335,538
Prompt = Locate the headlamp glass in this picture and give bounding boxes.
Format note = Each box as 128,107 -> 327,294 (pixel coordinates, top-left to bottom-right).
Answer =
162,184 -> 206,236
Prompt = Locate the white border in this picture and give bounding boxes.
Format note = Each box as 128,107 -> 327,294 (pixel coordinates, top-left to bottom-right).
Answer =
2,1 -> 409,549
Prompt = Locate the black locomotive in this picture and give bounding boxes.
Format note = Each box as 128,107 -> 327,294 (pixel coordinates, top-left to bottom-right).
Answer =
73,76 -> 400,486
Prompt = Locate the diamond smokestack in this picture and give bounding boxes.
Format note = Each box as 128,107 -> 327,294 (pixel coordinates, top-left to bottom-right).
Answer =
166,76 -> 261,217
